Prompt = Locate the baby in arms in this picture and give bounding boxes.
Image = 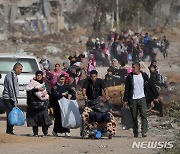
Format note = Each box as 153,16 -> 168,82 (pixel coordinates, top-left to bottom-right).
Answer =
26,79 -> 49,101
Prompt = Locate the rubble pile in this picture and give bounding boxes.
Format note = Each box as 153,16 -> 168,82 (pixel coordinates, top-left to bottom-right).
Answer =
0,0 -> 88,60
0,0 -> 63,35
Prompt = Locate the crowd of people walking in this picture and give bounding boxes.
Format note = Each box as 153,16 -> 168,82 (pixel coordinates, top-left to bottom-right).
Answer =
1,29 -> 169,138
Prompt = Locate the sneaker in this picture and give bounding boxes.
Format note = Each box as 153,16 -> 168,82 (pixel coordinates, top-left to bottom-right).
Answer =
142,133 -> 147,137
122,126 -> 126,130
65,132 -> 70,137
89,130 -> 95,135
33,134 -> 38,137
52,131 -> 58,137
6,131 -> 15,135
44,133 -> 50,136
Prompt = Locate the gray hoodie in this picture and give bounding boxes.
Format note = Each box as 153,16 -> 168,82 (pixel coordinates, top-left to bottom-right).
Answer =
2,70 -> 19,104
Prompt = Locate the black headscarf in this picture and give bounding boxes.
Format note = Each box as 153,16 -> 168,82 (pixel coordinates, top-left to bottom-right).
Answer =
35,70 -> 44,84
150,60 -> 157,66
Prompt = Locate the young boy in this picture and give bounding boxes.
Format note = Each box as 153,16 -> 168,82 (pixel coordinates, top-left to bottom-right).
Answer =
104,68 -> 115,87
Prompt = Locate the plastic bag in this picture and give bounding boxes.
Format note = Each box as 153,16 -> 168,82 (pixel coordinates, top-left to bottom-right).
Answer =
158,73 -> 167,84
92,129 -> 102,139
8,107 -> 25,126
58,97 -> 81,129
127,54 -> 132,61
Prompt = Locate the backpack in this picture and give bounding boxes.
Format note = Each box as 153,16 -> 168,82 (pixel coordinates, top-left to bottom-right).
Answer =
158,74 -> 167,84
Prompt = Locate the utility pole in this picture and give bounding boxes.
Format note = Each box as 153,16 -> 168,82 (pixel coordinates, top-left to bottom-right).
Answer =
116,0 -> 120,33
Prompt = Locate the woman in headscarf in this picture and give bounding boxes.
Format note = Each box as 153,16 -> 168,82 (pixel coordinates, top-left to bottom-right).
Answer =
26,71 -> 52,137
108,58 -> 120,75
62,61 -> 70,72
148,60 -> 159,73
51,74 -> 76,137
51,63 -> 71,86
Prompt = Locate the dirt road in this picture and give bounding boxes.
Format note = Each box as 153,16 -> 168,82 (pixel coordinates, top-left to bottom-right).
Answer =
0,113 -> 170,154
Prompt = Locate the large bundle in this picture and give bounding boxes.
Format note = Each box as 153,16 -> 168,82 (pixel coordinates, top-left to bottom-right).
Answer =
104,84 -> 125,105
76,84 -> 125,106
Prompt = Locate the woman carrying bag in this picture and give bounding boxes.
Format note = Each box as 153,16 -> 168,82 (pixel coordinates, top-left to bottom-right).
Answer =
51,74 -> 76,137
26,71 -> 52,137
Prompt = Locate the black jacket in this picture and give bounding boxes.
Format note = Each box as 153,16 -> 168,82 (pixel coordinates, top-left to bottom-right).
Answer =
123,72 -> 159,103
26,89 -> 52,127
51,84 -> 76,101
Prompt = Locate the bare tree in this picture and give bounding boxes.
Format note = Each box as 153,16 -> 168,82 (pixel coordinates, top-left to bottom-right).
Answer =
81,0 -> 112,36
81,0 -> 159,34
161,0 -> 178,32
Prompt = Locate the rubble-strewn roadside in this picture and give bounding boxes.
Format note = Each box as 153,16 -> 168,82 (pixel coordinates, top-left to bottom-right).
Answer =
0,26 -> 88,61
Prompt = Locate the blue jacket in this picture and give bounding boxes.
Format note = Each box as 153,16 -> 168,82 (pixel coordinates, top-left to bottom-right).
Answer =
143,36 -> 149,46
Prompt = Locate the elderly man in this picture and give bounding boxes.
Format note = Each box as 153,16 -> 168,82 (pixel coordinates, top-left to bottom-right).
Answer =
123,62 -> 159,138
3,62 -> 23,135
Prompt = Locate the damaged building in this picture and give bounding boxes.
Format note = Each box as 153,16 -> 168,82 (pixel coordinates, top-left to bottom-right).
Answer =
0,0 -> 179,39
0,0 -> 67,35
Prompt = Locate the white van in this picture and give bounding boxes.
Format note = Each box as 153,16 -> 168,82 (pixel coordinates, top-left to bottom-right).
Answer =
0,53 -> 41,107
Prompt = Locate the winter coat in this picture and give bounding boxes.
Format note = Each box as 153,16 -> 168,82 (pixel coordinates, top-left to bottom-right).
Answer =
26,89 -> 52,127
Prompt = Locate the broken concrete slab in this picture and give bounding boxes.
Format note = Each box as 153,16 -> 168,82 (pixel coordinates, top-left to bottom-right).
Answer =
44,45 -> 63,55
10,3 -> 17,24
13,32 -> 23,38
57,16 -> 65,32
3,4 -> 10,22
0,33 -> 8,41
18,0 -> 39,7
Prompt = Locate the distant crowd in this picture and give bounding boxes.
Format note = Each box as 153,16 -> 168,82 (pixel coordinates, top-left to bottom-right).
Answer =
86,30 -> 170,67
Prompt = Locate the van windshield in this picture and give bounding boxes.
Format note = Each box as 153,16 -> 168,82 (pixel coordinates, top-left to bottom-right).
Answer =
0,58 -> 39,74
